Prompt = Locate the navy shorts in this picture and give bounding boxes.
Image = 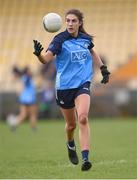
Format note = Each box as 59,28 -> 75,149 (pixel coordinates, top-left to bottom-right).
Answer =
56,81 -> 91,109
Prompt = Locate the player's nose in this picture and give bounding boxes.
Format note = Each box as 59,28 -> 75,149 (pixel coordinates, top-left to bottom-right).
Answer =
68,20 -> 73,26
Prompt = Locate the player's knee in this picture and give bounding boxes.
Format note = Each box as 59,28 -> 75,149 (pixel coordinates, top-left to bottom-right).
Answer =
19,113 -> 27,120
78,113 -> 88,125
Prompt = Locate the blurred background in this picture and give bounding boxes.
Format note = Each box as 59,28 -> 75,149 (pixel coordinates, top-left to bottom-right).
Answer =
0,0 -> 137,120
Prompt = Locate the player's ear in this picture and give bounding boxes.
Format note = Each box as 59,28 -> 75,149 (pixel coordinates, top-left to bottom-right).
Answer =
79,21 -> 82,27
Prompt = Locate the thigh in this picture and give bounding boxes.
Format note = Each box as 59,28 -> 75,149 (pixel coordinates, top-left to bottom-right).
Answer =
60,107 -> 77,125
19,105 -> 28,116
75,94 -> 90,117
28,104 -> 37,116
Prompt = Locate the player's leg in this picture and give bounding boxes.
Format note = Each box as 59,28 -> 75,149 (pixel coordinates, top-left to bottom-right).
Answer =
17,105 -> 28,125
8,104 -> 27,131
28,104 -> 38,130
60,107 -> 77,141
75,94 -> 92,170
60,107 -> 79,165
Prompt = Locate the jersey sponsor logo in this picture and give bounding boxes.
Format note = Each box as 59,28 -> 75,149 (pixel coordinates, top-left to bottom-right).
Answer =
71,50 -> 87,62
60,100 -> 64,104
83,87 -> 89,91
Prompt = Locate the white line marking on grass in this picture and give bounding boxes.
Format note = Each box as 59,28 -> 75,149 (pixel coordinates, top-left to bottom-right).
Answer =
57,162 -> 76,168
96,159 -> 137,165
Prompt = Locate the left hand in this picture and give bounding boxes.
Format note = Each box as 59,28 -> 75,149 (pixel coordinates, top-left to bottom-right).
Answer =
100,65 -> 110,84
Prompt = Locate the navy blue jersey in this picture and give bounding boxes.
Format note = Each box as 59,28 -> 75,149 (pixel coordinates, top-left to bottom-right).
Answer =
47,30 -> 94,90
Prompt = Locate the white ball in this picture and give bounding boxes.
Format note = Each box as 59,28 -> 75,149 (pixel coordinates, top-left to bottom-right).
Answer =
43,13 -> 62,33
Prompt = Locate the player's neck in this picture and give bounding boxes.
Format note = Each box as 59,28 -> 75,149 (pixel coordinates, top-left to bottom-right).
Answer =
70,31 -> 78,38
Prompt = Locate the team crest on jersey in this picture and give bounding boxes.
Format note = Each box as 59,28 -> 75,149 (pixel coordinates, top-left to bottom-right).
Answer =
71,50 -> 87,62
84,42 -> 89,48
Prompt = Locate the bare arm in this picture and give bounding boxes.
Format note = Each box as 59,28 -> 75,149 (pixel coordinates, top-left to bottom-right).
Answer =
90,48 -> 110,84
38,50 -> 54,64
90,48 -> 104,68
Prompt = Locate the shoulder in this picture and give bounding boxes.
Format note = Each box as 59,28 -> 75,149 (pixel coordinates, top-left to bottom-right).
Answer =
47,30 -> 70,55
52,30 -> 70,43
78,32 -> 94,49
78,32 -> 93,41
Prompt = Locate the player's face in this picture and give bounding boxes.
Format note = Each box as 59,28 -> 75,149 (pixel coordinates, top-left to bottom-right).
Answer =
65,14 -> 82,37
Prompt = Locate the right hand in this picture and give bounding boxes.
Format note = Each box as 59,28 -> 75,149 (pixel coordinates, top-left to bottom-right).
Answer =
33,40 -> 44,57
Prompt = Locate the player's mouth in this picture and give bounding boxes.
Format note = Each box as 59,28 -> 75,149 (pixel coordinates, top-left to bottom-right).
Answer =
68,27 -> 74,31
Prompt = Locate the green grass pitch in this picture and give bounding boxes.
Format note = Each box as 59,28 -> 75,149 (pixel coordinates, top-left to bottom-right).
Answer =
0,118 -> 137,179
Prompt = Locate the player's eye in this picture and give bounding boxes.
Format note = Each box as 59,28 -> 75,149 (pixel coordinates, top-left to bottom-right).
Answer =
72,19 -> 77,23
66,18 -> 78,23
66,19 -> 70,23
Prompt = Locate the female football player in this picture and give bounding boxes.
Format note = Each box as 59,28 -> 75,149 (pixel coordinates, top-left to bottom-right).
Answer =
33,9 -> 110,171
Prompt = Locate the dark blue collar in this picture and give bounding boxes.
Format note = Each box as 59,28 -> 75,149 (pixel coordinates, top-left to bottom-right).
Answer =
64,29 -> 90,40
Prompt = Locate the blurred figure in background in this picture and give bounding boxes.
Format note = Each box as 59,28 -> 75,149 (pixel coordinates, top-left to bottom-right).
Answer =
39,79 -> 55,119
9,66 -> 38,131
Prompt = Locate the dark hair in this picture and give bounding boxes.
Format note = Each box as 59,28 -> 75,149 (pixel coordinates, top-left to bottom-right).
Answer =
12,66 -> 22,76
12,66 -> 31,77
65,9 -> 93,40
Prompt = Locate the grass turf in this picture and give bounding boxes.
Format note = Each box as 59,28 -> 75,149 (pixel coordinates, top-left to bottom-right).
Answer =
0,118 -> 137,179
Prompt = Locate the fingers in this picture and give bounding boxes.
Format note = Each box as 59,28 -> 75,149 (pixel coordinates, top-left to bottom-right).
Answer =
33,39 -> 44,56
33,40 -> 43,50
33,40 -> 39,47
101,75 -> 109,84
38,46 -> 43,52
100,66 -> 110,84
33,40 -> 42,47
40,47 -> 44,51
